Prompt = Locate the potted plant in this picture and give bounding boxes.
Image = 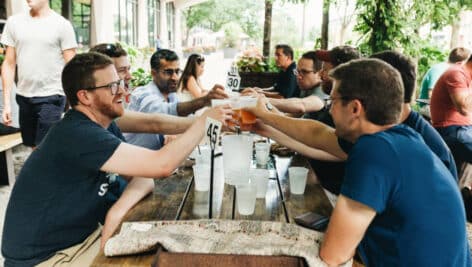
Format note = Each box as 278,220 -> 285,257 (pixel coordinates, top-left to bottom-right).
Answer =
235,49 -> 279,88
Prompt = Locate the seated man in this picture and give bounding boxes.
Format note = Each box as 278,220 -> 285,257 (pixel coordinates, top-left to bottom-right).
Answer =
418,47 -> 470,105
245,50 -> 325,117
246,50 -> 458,196
1,52 -> 232,267
318,58 -> 471,266
250,44 -> 299,99
430,53 -> 472,166
125,49 -> 227,150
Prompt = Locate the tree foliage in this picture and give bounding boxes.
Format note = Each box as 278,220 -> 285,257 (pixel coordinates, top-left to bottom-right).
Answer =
354,0 -> 472,56
183,0 -> 264,39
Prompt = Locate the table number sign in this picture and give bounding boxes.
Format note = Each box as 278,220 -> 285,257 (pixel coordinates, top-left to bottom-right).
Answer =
205,117 -> 222,218
225,64 -> 241,92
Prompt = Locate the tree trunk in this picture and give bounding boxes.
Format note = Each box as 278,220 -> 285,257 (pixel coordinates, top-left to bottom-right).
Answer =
263,0 -> 272,59
321,0 -> 329,49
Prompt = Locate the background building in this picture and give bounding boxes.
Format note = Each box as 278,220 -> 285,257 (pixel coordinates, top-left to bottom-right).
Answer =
0,0 -> 208,50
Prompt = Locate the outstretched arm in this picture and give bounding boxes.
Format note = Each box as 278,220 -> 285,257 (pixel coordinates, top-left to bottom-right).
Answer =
255,122 -> 345,161
270,95 -> 324,114
116,110 -> 194,134
101,106 -> 233,178
246,96 -> 346,159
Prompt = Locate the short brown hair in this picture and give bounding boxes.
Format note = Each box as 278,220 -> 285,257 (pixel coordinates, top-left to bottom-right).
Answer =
89,43 -> 128,58
330,58 -> 404,125
449,47 -> 471,63
62,52 -> 114,106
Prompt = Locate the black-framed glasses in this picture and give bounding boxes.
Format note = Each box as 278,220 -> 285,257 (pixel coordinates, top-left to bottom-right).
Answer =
323,96 -> 353,107
293,68 -> 315,77
160,68 -> 182,76
86,79 -> 126,95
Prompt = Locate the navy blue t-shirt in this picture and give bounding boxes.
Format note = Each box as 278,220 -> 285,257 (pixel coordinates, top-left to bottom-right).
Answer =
274,62 -> 299,98
341,125 -> 471,266
2,110 -> 123,267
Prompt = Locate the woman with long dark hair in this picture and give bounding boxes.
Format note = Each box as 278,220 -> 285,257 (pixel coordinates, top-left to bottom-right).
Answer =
177,54 -> 208,101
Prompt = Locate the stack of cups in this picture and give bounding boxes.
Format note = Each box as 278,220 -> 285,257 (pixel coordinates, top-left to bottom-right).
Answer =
255,142 -> 271,167
192,145 -> 223,191
222,134 -> 253,185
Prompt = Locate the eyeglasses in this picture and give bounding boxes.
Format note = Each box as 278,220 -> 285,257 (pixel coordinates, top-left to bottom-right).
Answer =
160,68 -> 182,76
86,79 -> 126,95
323,96 -> 352,107
293,68 -> 315,77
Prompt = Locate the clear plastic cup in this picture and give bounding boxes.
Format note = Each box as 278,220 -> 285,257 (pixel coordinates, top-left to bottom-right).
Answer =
288,167 -> 309,194
237,181 -> 257,215
255,142 -> 270,166
222,134 -> 253,185
194,145 -> 211,166
252,168 -> 269,198
193,165 -> 210,191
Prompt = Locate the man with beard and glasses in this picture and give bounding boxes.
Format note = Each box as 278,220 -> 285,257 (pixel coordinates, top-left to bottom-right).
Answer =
89,43 -> 199,209
125,49 -> 228,150
1,52 -> 232,267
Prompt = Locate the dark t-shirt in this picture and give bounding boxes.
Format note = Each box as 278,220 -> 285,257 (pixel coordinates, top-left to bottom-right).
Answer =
2,109 -> 122,267
309,109 -> 458,194
341,125 -> 471,266
274,62 -> 299,98
306,107 -> 345,194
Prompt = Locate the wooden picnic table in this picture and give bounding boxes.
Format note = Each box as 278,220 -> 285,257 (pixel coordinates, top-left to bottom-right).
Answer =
91,153 -> 334,267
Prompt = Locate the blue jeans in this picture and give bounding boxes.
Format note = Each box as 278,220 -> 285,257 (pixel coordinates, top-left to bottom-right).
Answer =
436,125 -> 472,163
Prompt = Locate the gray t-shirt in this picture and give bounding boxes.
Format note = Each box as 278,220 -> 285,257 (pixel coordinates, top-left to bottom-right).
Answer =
1,11 -> 77,97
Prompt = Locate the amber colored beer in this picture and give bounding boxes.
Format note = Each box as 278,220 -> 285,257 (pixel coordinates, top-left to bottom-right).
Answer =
228,108 -> 241,127
241,110 -> 256,125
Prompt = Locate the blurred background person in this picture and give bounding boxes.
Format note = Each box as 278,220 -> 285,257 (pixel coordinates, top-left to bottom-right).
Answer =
177,54 -> 208,102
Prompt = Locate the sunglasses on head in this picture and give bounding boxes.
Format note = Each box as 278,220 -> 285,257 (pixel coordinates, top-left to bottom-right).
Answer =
196,57 -> 205,64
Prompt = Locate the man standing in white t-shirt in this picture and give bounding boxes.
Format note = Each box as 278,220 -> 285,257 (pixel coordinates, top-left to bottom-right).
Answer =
1,0 -> 77,147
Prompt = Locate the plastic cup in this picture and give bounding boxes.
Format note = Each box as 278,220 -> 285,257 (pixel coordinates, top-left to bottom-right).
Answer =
239,96 -> 257,125
237,181 -> 257,215
255,142 -> 270,166
222,134 -> 253,185
288,167 -> 309,194
193,165 -> 210,191
211,99 -> 231,107
252,168 -> 269,198
194,145 -> 211,165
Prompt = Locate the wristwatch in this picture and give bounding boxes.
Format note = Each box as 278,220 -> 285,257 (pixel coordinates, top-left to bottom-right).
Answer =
266,102 -> 273,111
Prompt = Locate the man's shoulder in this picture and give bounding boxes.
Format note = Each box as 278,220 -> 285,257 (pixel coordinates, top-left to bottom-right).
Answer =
5,12 -> 28,24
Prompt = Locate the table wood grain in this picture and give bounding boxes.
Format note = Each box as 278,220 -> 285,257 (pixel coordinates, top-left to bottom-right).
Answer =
92,154 -> 333,267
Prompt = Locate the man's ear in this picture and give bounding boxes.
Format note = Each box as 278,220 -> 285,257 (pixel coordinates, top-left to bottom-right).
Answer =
351,99 -> 363,116
151,69 -> 158,79
76,90 -> 92,106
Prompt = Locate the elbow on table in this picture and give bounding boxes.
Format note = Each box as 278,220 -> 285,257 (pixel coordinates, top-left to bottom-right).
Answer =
319,248 -> 352,267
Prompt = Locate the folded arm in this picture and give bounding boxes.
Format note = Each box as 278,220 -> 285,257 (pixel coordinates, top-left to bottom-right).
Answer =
101,177 -> 154,249
320,195 -> 376,265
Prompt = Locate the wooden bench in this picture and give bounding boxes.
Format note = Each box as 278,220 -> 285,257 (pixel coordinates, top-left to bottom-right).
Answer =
0,132 -> 22,185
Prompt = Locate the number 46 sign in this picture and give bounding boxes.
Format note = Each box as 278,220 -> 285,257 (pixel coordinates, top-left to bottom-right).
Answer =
205,117 -> 222,150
